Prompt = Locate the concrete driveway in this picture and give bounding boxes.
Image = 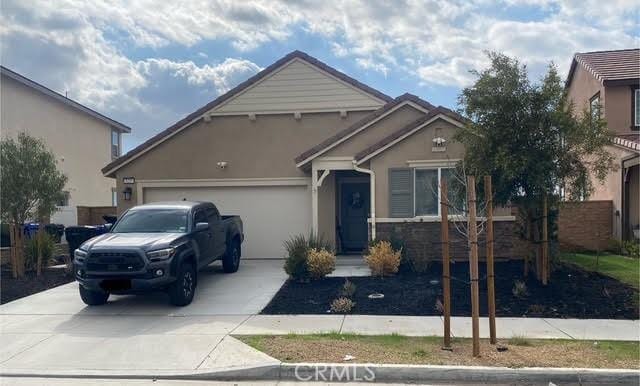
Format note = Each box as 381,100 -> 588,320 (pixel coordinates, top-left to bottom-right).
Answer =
1,259 -> 287,375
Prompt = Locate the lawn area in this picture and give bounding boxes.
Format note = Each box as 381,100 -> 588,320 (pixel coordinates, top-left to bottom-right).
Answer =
238,334 -> 640,369
559,252 -> 639,289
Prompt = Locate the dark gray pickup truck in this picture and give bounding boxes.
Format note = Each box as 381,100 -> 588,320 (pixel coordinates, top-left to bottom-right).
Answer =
73,201 -> 243,306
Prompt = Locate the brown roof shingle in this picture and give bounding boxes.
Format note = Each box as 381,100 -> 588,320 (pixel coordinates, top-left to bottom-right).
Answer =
102,50 -> 393,176
567,48 -> 640,87
294,93 -> 436,165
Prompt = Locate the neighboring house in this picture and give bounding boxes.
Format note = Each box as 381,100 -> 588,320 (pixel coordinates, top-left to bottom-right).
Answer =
102,50 -> 517,259
565,49 -> 640,241
1,66 -> 131,226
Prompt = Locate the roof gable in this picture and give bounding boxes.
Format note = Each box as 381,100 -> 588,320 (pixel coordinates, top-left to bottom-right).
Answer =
102,50 -> 392,177
294,93 -> 436,166
211,57 -> 387,114
354,106 -> 467,164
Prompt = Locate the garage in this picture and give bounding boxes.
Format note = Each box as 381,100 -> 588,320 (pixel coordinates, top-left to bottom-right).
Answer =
142,183 -> 311,259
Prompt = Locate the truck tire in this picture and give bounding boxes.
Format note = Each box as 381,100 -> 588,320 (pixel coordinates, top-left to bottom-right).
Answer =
79,286 -> 109,306
222,240 -> 240,273
168,262 -> 196,306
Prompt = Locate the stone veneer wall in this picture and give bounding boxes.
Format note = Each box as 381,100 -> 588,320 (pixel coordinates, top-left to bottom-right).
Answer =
376,220 -> 526,261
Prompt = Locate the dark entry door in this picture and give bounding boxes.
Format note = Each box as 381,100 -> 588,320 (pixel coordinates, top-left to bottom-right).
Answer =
340,182 -> 369,252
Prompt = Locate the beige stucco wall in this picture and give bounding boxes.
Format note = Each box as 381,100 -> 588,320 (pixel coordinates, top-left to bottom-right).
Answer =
1,74 -> 118,224
323,104 -> 425,158
627,165 -> 639,235
369,119 -> 465,218
566,64 -> 604,117
114,110 -> 372,213
604,85 -> 635,134
587,145 -> 637,239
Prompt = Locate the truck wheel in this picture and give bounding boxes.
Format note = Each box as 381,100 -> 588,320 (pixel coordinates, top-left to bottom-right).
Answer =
222,241 -> 241,273
79,286 -> 109,306
168,263 -> 196,306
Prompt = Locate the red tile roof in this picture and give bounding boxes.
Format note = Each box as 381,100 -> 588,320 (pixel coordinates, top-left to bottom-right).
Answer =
614,134 -> 640,151
567,48 -> 640,87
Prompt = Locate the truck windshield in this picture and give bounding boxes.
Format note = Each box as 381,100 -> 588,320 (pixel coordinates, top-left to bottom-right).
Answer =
111,208 -> 188,233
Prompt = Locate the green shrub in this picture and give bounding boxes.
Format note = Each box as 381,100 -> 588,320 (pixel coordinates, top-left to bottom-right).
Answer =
283,233 -> 332,280
307,248 -> 336,279
623,241 -> 640,259
330,297 -> 355,313
24,233 -> 55,272
365,240 -> 401,277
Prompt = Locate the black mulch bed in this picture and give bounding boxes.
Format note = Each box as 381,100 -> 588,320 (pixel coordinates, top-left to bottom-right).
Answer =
1,268 -> 75,304
261,261 -> 639,319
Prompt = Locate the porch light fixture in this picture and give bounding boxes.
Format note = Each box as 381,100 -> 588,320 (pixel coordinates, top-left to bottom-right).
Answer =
122,187 -> 132,201
217,161 -> 228,169
432,136 -> 446,152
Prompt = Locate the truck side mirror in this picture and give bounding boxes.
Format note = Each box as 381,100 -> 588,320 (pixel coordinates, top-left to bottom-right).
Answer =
195,222 -> 209,232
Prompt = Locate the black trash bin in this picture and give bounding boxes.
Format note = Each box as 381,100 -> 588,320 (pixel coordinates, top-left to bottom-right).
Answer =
44,224 -> 65,243
65,226 -> 106,256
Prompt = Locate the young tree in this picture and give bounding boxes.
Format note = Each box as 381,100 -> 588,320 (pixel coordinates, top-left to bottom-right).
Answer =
1,133 -> 67,278
456,52 -> 614,279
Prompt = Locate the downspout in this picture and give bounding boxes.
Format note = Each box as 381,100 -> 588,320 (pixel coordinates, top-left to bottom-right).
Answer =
353,160 -> 376,240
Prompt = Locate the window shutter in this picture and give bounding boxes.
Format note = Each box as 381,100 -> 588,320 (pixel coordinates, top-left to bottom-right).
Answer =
389,168 -> 414,217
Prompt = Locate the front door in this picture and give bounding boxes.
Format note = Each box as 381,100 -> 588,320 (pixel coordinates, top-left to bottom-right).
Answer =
340,182 -> 369,253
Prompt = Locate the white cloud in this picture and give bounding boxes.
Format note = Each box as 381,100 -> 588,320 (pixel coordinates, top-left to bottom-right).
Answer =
1,0 -> 638,147
136,58 -> 261,95
355,57 -> 389,77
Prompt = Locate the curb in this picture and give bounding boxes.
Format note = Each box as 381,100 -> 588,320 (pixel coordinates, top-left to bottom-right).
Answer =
3,363 -> 639,384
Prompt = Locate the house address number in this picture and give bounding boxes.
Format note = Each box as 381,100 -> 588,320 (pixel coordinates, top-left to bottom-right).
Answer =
123,177 -> 135,184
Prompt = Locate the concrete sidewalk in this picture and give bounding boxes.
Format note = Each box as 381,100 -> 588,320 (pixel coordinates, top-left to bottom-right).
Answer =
231,314 -> 640,341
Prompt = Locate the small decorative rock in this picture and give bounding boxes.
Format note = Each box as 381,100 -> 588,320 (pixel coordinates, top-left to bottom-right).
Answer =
343,354 -> 355,361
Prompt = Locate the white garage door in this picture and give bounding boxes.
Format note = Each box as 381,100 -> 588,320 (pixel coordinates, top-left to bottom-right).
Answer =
143,184 -> 311,259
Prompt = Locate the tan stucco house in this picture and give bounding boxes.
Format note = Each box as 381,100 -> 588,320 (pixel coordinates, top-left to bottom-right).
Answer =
103,51 -> 517,259
1,66 -> 132,226
565,49 -> 640,241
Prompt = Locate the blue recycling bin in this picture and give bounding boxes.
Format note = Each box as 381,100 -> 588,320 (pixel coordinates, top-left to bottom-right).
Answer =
23,223 -> 40,239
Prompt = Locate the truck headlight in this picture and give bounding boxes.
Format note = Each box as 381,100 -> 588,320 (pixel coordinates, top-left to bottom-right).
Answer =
74,249 -> 87,259
146,247 -> 175,261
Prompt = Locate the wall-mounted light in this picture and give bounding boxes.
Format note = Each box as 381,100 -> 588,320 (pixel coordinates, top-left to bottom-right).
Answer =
217,161 -> 228,169
122,187 -> 132,201
432,136 -> 447,152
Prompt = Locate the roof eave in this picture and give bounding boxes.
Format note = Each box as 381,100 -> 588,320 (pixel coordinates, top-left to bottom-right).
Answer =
1,66 -> 132,133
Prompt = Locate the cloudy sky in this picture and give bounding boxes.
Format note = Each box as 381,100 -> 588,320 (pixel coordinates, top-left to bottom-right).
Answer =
1,0 -> 638,152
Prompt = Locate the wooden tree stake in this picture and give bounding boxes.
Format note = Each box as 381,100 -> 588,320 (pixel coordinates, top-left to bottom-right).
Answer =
484,176 -> 496,344
542,196 -> 549,285
467,175 -> 480,357
440,180 -> 452,350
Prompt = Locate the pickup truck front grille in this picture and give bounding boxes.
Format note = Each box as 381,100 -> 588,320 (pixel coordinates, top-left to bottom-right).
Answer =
86,251 -> 144,272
